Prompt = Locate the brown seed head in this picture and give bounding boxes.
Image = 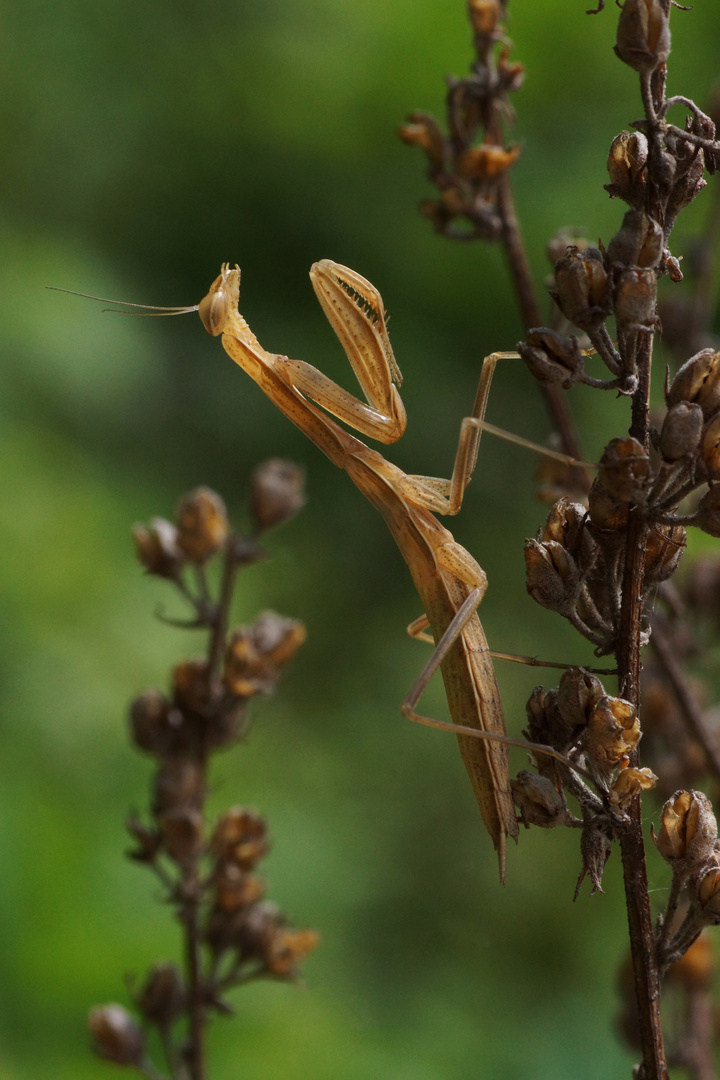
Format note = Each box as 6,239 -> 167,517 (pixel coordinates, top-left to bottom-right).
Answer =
467,0 -> 502,35
517,329 -> 584,388
614,0 -> 670,73
654,790 -> 718,869
153,756 -> 205,816
172,658 -> 212,715
211,807 -> 269,868
398,112 -> 446,167
695,486 -> 720,538
524,538 -> 581,615
583,696 -> 640,770
511,770 -> 567,828
158,807 -> 204,865
250,459 -> 306,532
175,487 -> 229,563
659,402 -> 703,462
137,962 -> 185,1025
88,1004 -> 145,1066
644,524 -> 686,584
701,415 -> 720,480
667,349 -> 720,420
456,144 -> 520,181
613,268 -> 658,332
598,438 -> 650,505
132,518 -> 186,578
608,766 -> 657,810
552,247 -> 610,329
606,131 -> 648,204
606,210 -> 663,269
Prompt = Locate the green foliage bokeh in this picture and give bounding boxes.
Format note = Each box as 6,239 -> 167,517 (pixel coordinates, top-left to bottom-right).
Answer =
2,1 -> 720,1077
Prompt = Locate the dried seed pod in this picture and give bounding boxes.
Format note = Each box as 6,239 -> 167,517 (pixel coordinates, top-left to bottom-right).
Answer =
398,112 -> 446,167
582,695 -> 640,771
172,658 -> 212,715
517,328 -> 584,388
266,927 -> 321,978
701,415 -> 720,480
576,818 -> 613,897
88,1004 -> 145,1066
606,210 -> 662,269
614,0 -> 670,73
542,498 -> 597,572
608,766 -> 657,810
158,807 -> 204,865
250,459 -> 306,532
546,231 -> 593,267
129,690 -> 185,756
613,268 -> 657,332
511,770 -> 567,828
456,144 -> 520,180
598,437 -> 650,504
213,864 -> 266,913
653,790 -> 718,869
137,962 -> 185,1026
252,612 -> 307,665
556,667 -> 605,730
588,478 -> 630,531
175,487 -> 229,563
211,807 -> 269,869
606,130 -> 648,204
551,246 -> 610,330
643,524 -> 685,584
467,0 -> 503,34
524,538 -> 581,615
659,402 -> 703,462
132,518 -> 186,578
695,486 -> 720,538
667,349 -> 720,420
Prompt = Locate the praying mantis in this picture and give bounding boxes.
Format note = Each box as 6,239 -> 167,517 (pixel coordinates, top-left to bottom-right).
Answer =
56,261 -> 527,879
196,260 -> 520,880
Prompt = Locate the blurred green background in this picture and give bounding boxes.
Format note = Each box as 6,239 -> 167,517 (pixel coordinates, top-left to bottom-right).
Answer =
2,1 -> 720,1077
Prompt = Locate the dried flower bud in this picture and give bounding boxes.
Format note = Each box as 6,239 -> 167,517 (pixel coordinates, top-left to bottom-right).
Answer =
173,658 -> 212,715
659,402 -> 703,462
556,667 -> 605,730
158,807 -> 204,865
606,210 -> 662,269
250,459 -> 306,532
137,963 -> 185,1025
608,766 -> 657,810
701,415 -> 720,480
606,131 -> 648,204
213,864 -> 266,912
696,865 -> 720,921
542,499 -> 597,572
695,486 -> 720,538
456,144 -> 520,181
667,349 -> 720,420
613,268 -> 657,332
153,756 -> 204,815
398,112 -> 446,167
598,438 -> 650,504
517,328 -> 583,388
588,478 -> 630,531
129,690 -> 185,756
88,1004 -> 145,1066
552,246 -> 610,330
576,817 -> 614,897
211,807 -> 269,868
467,0 -> 502,35
511,770 -> 567,827
583,695 -> 640,771
644,524 -> 685,584
175,487 -> 229,563
132,518 -> 185,578
224,614 -> 305,697
524,538 -> 581,615
614,0 -> 670,73
653,790 -> 718,868
266,928 -> 321,978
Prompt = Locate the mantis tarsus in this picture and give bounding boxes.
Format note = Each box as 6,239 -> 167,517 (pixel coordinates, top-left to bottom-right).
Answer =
197,260 -> 520,880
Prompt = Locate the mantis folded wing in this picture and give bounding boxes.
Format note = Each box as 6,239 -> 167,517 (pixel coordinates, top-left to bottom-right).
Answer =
200,261 -> 520,880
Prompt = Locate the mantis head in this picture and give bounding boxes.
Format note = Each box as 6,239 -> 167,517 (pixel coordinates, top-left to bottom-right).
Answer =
198,263 -> 241,337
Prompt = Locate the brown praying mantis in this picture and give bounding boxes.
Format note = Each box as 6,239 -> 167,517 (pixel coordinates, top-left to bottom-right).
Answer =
197,260 -> 522,879
55,261 -> 586,881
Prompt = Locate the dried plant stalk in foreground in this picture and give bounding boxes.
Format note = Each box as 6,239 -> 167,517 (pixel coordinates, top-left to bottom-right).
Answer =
402,2 -> 720,1078
89,466 -> 318,1080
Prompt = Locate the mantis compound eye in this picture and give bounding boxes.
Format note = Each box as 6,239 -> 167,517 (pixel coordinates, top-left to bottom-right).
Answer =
198,286 -> 229,336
